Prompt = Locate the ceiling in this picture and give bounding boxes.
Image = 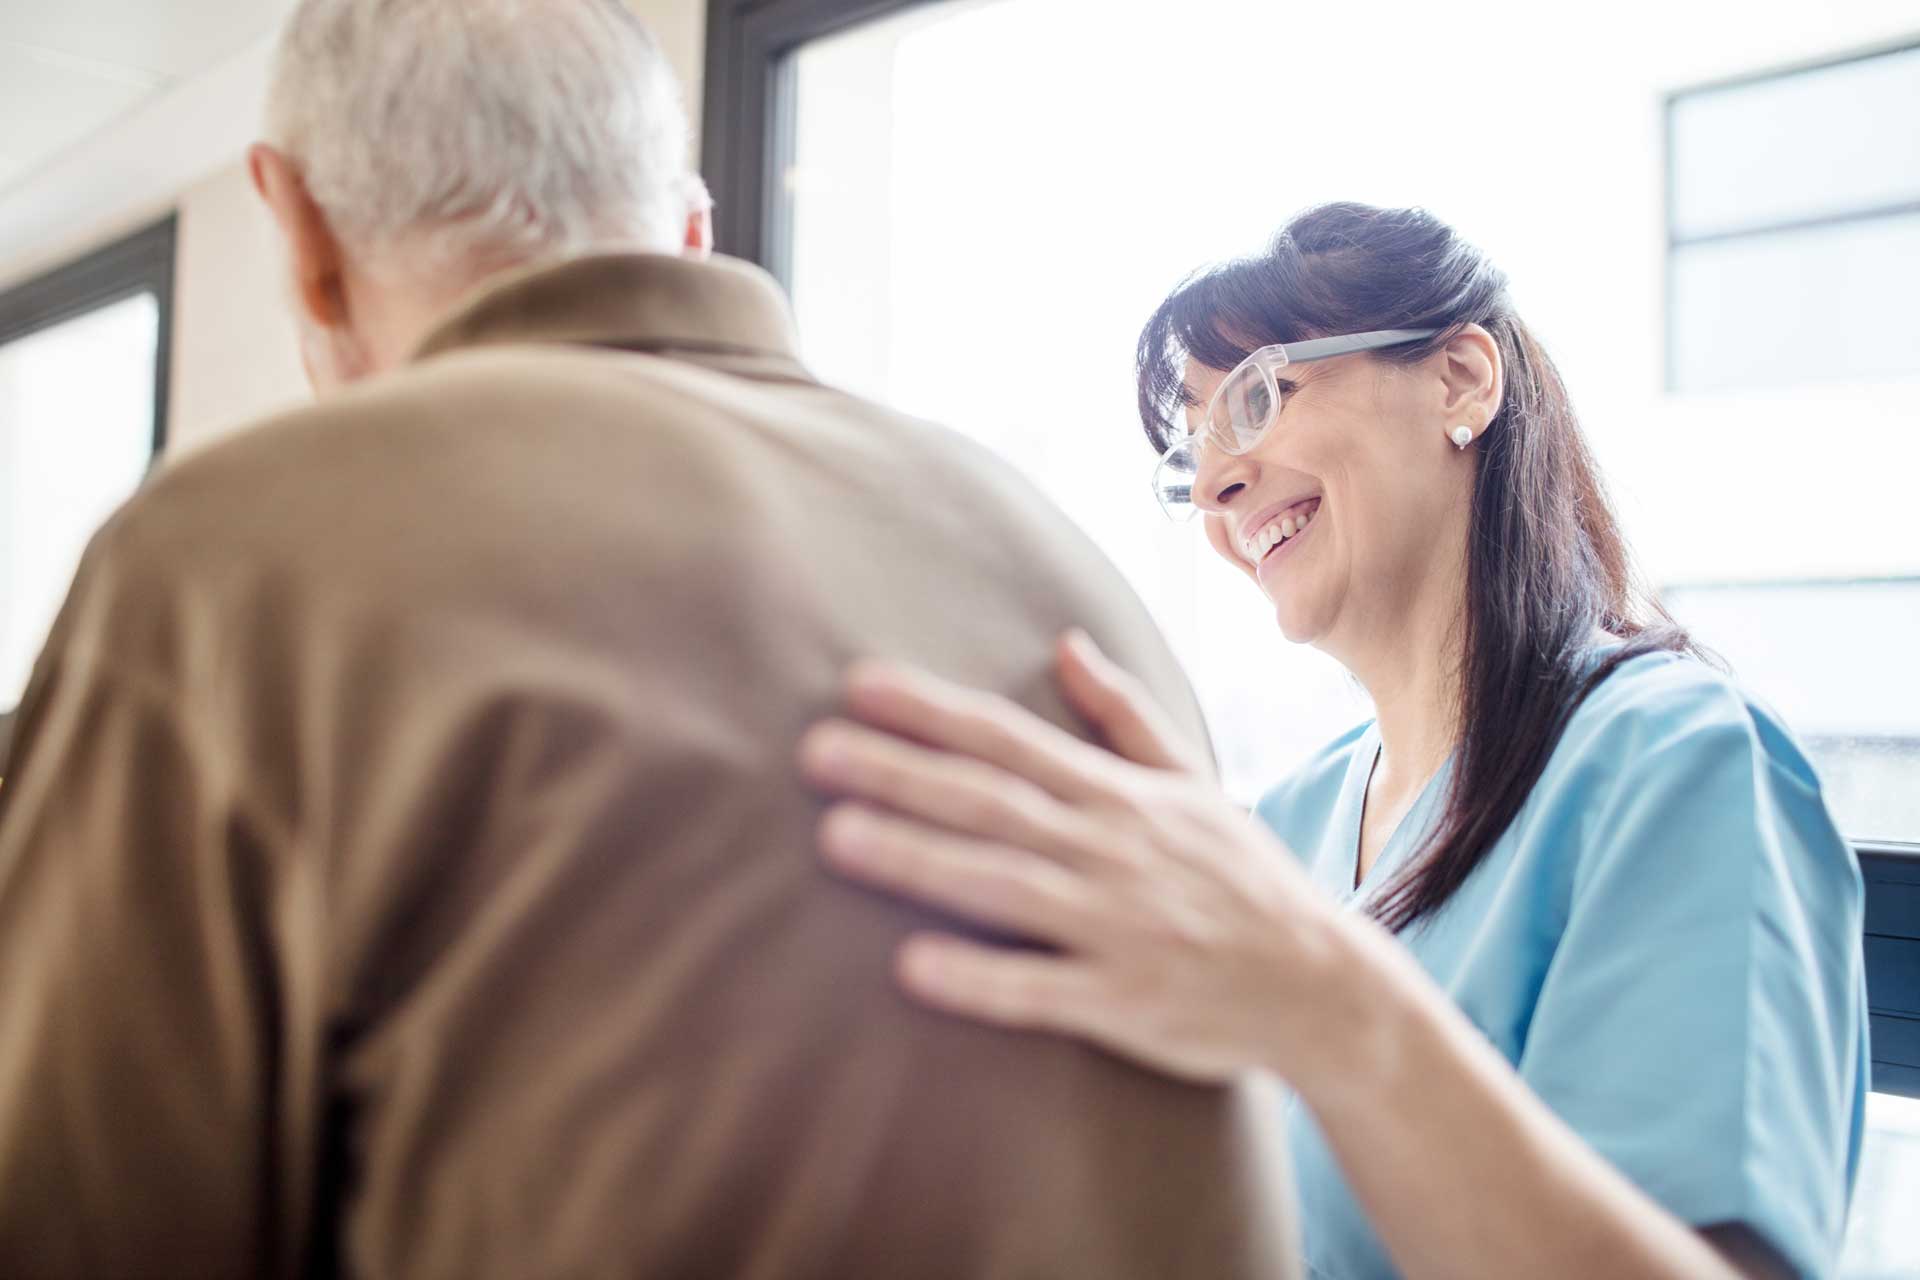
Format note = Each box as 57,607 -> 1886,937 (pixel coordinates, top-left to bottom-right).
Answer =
0,0 -> 296,197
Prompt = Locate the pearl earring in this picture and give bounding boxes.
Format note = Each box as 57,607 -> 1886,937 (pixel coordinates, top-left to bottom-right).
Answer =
1449,425 -> 1474,449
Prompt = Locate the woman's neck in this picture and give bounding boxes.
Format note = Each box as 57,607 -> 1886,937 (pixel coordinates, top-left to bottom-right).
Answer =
1361,639 -> 1461,805
1335,593 -> 1622,805
1330,560 -> 1468,806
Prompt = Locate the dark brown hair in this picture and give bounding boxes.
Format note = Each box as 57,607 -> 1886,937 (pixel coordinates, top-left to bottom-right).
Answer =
1137,203 -> 1701,932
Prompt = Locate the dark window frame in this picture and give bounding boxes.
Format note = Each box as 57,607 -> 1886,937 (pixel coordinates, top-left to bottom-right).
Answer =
1863,842 -> 1920,1097
711,0 -> 1920,1096
1660,43 -> 1920,1092
0,215 -> 177,749
702,0 -> 944,282
1660,36 -> 1920,391
0,216 -> 175,449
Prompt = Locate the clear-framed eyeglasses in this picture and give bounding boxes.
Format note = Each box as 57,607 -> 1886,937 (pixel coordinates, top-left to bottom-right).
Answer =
1151,328 -> 1439,521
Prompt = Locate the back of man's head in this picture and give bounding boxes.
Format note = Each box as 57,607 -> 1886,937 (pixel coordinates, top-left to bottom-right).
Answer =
268,0 -> 691,276
254,0 -> 705,388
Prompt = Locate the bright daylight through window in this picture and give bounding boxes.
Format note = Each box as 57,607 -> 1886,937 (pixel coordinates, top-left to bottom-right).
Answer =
783,2 -> 1920,1273
0,291 -> 160,713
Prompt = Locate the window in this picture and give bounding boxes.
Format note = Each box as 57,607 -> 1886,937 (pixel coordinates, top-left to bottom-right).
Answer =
0,218 -> 173,753
1660,46 -> 1920,1119
1666,43 -> 1920,394
1845,1092 -> 1920,1276
708,0 -> 1919,1267
1661,579 -> 1920,844
715,0 -> 1920,832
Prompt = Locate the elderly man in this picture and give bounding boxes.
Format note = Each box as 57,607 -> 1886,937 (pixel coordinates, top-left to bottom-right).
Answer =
0,2 -> 1297,1276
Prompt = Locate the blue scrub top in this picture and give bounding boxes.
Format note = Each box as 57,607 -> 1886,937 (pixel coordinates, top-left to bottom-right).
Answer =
1254,651 -> 1869,1280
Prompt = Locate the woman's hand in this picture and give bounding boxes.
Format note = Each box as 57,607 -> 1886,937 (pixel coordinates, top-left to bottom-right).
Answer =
798,630 -> 1361,1087
800,635 -> 1773,1280
1048,629 -> 1215,779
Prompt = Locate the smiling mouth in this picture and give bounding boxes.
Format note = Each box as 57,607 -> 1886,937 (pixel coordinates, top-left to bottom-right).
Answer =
1244,498 -> 1323,565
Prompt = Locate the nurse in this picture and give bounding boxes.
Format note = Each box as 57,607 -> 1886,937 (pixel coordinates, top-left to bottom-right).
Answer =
798,202 -> 1869,1278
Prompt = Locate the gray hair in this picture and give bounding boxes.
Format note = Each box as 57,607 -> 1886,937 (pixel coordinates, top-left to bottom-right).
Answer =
266,0 -> 693,277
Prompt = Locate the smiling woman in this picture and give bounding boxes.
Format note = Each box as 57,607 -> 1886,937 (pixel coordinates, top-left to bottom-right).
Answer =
801,202 -> 1869,1280
1140,203 -> 1699,929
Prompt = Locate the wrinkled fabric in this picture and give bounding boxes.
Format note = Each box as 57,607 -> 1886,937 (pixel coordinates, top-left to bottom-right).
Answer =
0,254 -> 1300,1280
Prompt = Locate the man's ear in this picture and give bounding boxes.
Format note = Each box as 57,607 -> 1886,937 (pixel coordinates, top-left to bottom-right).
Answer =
681,173 -> 714,261
248,142 -> 351,329
1436,323 -> 1503,435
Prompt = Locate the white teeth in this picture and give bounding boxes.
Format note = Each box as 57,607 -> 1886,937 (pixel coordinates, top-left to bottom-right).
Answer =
1246,502 -> 1324,563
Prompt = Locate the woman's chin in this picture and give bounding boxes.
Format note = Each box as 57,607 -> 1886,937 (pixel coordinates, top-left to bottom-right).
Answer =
1269,600 -> 1326,645
1274,602 -> 1320,640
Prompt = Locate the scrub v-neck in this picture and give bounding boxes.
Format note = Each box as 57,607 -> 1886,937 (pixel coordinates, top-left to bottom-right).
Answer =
1333,725 -> 1451,904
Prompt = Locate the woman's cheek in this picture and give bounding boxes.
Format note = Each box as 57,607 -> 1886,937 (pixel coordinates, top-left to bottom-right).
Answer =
1205,517 -> 1258,582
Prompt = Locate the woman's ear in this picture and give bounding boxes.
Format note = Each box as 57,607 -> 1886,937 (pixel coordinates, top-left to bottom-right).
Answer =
1436,323 -> 1503,441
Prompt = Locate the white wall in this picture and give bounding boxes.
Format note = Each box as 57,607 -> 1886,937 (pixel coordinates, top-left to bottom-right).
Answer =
168,162 -> 308,447
0,0 -> 709,453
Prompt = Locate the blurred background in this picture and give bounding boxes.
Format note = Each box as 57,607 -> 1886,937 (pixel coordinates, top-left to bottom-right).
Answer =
0,0 -> 1915,1272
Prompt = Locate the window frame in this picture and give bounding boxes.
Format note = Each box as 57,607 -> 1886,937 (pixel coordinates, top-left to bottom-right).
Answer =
1660,36 -> 1920,392
1864,842 -> 1920,1097
0,215 -> 177,752
1660,42 -> 1920,1094
702,0 -> 946,281
0,217 -> 176,441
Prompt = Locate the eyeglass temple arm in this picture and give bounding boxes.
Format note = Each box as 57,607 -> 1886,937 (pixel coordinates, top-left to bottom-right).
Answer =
1278,328 -> 1441,362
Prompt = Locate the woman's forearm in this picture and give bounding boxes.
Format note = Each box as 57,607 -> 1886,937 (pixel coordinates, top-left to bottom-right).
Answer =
793,651 -> 1791,1277
1290,920 -> 1751,1280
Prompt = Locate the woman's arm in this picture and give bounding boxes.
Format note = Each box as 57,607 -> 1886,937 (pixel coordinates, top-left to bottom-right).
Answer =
797,634 -> 1788,1280
1295,907 -> 1786,1280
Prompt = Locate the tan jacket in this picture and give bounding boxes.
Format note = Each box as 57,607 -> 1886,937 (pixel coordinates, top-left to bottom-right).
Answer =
0,254 -> 1298,1279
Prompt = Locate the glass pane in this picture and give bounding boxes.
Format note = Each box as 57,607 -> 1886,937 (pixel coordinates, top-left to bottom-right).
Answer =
1842,1091 -> 1920,1278
0,292 -> 160,709
788,0 -> 1375,801
1662,581 -> 1920,843
1669,212 -> 1920,393
1671,44 -> 1920,241
784,0 -> 1920,829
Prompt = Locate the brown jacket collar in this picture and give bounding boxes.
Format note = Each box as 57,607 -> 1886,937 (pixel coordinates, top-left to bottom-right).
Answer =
412,252 -> 808,372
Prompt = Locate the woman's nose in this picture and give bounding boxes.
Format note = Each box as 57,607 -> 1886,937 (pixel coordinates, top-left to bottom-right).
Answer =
1190,441 -> 1256,513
